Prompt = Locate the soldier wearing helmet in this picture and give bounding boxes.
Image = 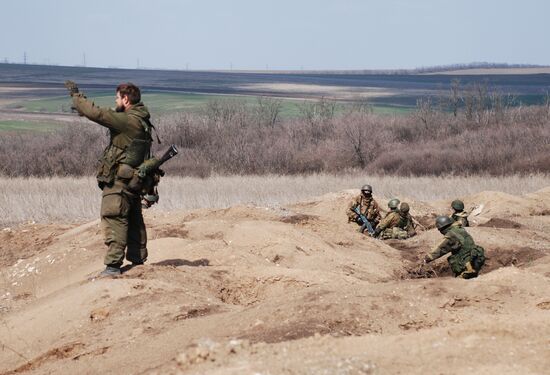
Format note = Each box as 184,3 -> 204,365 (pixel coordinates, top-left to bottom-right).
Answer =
374,199 -> 415,239
347,184 -> 382,230
450,199 -> 469,227
398,202 -> 417,237
423,215 -> 485,279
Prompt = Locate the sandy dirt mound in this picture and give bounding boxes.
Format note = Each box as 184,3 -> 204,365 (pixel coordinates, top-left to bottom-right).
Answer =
1,189 -> 549,375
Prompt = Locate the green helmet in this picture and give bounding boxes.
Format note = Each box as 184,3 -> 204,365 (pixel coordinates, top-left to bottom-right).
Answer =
361,184 -> 373,194
388,198 -> 400,209
451,199 -> 465,211
400,202 -> 410,213
435,215 -> 453,230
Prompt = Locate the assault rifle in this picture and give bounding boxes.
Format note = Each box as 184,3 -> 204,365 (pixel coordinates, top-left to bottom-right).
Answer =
351,206 -> 375,235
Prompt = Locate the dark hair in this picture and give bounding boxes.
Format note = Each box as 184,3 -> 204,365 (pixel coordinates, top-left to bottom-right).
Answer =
116,83 -> 141,104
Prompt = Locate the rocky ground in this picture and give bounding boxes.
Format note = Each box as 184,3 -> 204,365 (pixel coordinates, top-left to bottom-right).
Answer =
1,187 -> 549,375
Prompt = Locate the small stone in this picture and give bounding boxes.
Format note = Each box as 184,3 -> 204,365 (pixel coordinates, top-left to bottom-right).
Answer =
90,307 -> 110,322
175,352 -> 189,366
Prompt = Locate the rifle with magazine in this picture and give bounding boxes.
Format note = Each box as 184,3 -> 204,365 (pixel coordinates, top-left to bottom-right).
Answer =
351,205 -> 375,235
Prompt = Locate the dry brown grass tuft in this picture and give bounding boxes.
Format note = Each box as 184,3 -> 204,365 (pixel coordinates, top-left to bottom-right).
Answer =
1,174 -> 548,226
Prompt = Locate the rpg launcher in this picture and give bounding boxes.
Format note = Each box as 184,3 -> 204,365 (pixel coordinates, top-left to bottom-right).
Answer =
128,144 -> 179,195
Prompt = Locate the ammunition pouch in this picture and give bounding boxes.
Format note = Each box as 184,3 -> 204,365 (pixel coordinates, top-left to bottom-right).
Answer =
100,186 -> 130,218
127,161 -> 165,198
123,138 -> 151,167
470,245 -> 486,271
116,163 -> 136,180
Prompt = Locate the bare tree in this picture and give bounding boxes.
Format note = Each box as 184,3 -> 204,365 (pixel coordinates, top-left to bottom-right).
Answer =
255,96 -> 282,128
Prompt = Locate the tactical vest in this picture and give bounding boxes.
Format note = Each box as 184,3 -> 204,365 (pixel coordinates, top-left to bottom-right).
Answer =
359,197 -> 375,216
445,226 -> 481,275
397,213 -> 409,229
97,118 -> 152,189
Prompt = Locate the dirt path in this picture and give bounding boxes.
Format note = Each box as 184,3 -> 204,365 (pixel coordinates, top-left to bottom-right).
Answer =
0,188 -> 549,374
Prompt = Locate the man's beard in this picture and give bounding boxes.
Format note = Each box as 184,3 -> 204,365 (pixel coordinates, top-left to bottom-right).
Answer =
115,105 -> 125,112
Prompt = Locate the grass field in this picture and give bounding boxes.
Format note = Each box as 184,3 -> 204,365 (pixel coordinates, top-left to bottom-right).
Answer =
12,92 -> 303,117
0,120 -> 63,132
1,174 -> 548,226
12,91 -> 412,117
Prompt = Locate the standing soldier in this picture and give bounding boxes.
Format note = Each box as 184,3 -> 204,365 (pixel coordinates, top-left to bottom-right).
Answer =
424,216 -> 485,279
65,81 -> 153,277
451,199 -> 469,227
347,184 -> 382,230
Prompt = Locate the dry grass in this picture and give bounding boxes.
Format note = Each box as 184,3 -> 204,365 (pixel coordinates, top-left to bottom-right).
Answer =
1,174 -> 548,227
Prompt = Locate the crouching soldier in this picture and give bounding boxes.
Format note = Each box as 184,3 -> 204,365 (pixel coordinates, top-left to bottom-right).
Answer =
451,199 -> 469,227
347,184 -> 382,230
399,202 -> 417,238
424,216 -> 485,279
374,199 -> 411,239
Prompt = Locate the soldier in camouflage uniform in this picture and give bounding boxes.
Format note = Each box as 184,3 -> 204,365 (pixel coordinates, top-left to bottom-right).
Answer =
399,202 -> 417,238
347,184 -> 382,230
374,199 -> 413,239
424,216 -> 485,279
65,81 -> 153,277
450,199 -> 469,227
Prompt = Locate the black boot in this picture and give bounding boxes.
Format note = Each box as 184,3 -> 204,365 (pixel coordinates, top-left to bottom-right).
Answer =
98,266 -> 121,278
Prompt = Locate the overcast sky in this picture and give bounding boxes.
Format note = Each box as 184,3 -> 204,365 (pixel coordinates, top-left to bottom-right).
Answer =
1,0 -> 549,70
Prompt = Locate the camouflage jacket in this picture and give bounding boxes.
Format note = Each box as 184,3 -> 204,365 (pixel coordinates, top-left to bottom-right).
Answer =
347,195 -> 382,222
400,212 -> 417,236
451,211 -> 470,227
426,226 -> 476,275
72,94 -> 153,188
377,210 -> 401,231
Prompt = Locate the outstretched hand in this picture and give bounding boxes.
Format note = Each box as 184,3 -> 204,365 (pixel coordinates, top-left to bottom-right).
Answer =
64,80 -> 79,96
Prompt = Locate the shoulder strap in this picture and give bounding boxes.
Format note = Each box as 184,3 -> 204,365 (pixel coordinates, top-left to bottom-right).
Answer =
138,118 -> 162,145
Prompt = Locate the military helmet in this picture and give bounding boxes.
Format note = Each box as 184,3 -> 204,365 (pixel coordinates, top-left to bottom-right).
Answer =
388,198 -> 400,209
400,202 -> 410,213
361,184 -> 373,193
435,215 -> 453,230
451,199 -> 465,211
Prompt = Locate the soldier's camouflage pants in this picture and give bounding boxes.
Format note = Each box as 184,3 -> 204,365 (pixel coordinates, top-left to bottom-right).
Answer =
100,183 -> 147,267
380,227 -> 409,240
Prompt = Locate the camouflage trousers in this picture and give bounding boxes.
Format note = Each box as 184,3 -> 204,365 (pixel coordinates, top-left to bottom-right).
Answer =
380,227 -> 409,240
100,182 -> 147,267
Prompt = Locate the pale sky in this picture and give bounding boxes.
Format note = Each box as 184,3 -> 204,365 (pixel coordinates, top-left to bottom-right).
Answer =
1,0 -> 549,70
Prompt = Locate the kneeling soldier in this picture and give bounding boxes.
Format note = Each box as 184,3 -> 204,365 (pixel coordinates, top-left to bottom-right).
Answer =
424,216 -> 485,279
399,202 -> 417,238
374,199 -> 410,239
451,199 -> 469,227
347,184 -> 382,230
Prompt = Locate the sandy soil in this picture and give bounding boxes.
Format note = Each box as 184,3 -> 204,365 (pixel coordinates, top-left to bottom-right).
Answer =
0,187 -> 549,375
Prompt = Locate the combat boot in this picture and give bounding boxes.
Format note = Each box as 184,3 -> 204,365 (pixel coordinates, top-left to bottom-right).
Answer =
98,266 -> 121,278
459,262 -> 478,279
